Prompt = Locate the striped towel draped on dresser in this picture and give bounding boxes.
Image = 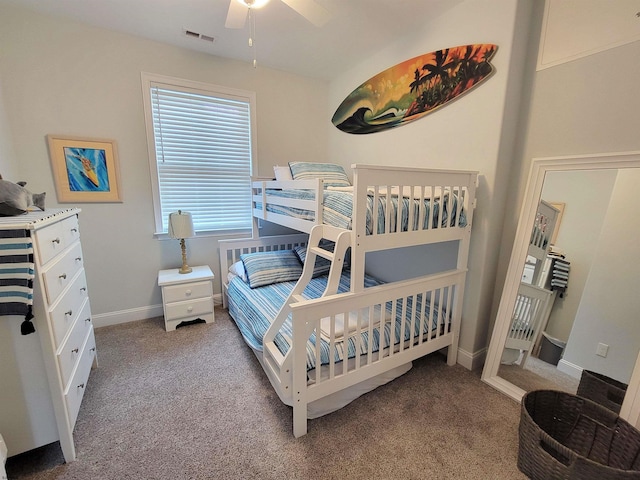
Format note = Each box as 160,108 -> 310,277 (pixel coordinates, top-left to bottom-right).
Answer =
0,229 -> 36,334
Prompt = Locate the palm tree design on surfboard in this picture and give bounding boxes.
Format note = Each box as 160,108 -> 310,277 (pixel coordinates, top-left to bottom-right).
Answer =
332,44 -> 497,135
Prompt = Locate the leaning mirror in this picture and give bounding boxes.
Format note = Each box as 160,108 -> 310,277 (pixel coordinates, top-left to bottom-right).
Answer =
482,151 -> 640,425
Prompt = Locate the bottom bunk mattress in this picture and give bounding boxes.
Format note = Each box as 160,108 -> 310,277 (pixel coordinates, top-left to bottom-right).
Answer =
227,269 -> 447,373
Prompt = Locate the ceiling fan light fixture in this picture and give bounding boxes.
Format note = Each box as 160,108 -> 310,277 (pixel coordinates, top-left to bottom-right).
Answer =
237,0 -> 270,9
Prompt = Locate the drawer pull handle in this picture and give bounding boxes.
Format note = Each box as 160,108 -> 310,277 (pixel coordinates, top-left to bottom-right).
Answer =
185,289 -> 192,296
71,228 -> 78,233
85,317 -> 92,323
78,383 -> 85,390
59,273 -> 67,280
187,306 -> 193,312
76,257 -> 82,262
90,347 -> 96,352
80,287 -> 87,292
65,310 -> 73,316
52,238 -> 61,244
71,348 -> 79,353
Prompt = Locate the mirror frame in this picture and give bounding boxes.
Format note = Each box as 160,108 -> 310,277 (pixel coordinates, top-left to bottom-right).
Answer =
482,150 -> 640,426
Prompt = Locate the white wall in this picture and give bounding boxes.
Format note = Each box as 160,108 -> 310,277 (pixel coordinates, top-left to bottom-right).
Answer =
327,0 -> 534,363
0,77 -> 18,181
562,169 -> 640,383
540,169 -> 617,341
0,5 -> 329,323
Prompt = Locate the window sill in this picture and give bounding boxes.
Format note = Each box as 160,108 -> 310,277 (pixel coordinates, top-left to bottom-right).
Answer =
154,228 -> 252,240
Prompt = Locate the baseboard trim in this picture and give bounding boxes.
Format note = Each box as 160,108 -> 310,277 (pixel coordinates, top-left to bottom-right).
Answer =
92,305 -> 164,328
93,294 -> 225,328
557,358 -> 582,380
458,346 -> 486,371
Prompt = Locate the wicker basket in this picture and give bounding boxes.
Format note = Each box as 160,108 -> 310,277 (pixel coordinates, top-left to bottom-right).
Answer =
518,390 -> 640,479
577,370 -> 628,414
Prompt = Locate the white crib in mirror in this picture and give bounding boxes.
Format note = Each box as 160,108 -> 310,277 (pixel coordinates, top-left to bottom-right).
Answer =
502,200 -> 560,368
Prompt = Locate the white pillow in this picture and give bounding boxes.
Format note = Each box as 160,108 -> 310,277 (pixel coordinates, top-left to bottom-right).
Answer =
228,261 -> 248,282
274,165 -> 293,181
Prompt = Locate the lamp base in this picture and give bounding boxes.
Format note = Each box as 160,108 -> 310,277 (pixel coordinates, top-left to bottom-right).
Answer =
179,265 -> 193,274
178,238 -> 192,274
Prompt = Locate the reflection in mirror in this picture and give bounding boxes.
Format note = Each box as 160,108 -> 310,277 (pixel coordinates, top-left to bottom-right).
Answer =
482,152 -> 640,425
498,196 -> 576,393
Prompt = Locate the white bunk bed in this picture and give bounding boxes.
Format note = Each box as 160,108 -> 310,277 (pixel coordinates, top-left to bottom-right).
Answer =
503,200 -> 560,367
219,164 -> 478,437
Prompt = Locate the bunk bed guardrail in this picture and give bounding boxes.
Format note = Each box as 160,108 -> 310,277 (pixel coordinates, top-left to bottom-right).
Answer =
287,268 -> 466,437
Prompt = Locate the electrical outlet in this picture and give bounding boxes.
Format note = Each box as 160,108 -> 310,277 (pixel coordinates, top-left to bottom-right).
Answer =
596,342 -> 609,357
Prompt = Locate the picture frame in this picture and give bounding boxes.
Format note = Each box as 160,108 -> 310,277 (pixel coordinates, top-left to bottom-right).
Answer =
47,135 -> 122,203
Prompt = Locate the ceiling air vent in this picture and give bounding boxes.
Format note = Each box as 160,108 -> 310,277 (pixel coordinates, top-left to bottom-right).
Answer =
183,28 -> 215,43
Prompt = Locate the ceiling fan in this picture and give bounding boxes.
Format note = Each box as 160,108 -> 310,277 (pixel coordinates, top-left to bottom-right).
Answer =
224,0 -> 331,29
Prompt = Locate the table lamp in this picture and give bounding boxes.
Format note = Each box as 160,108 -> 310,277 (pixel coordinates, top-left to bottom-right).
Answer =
168,210 -> 195,274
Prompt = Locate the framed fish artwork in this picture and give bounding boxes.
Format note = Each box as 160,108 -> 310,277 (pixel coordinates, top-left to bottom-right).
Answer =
332,44 -> 498,134
47,135 -> 122,203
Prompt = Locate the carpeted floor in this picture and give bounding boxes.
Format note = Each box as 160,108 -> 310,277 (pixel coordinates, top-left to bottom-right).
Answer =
499,355 -> 579,394
6,307 -> 527,479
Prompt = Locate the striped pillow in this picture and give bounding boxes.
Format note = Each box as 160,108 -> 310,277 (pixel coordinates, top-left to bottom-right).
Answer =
289,162 -> 351,188
240,250 -> 303,288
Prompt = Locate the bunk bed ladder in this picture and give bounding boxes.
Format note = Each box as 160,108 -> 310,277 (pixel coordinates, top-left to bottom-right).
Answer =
262,225 -> 352,380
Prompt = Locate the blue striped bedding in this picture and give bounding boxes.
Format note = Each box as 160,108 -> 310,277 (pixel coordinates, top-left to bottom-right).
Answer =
227,271 -> 444,371
0,230 -> 35,331
258,188 -> 466,233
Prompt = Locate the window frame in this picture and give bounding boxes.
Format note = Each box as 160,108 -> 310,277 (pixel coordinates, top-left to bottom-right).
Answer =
141,72 -> 257,237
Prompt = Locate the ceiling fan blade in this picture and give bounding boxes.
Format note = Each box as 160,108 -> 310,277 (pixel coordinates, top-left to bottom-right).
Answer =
281,0 -> 331,27
225,0 -> 249,29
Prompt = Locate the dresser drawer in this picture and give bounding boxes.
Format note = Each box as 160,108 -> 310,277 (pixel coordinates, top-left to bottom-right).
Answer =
163,280 -> 213,303
65,329 -> 96,429
50,270 -> 90,348
57,299 -> 93,389
164,296 -> 213,322
35,215 -> 80,266
42,242 -> 85,304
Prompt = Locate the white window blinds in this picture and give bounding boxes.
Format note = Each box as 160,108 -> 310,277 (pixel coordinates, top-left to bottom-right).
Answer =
144,75 -> 254,234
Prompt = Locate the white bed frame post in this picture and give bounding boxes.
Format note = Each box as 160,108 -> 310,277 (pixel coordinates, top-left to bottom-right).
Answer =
350,165 -> 366,293
291,310 -> 309,437
448,173 -> 477,365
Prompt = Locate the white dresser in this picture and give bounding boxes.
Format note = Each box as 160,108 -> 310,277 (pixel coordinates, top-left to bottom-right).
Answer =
0,208 -> 96,463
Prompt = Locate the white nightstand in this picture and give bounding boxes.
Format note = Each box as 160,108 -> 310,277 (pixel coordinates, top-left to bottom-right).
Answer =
158,265 -> 215,332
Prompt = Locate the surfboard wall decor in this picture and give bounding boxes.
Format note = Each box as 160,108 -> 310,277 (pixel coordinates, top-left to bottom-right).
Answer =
332,44 -> 498,135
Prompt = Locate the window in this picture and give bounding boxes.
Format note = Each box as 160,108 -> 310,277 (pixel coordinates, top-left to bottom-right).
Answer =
141,73 -> 256,235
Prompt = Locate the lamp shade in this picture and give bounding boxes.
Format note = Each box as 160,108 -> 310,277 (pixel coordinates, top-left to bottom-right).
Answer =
168,210 -> 195,239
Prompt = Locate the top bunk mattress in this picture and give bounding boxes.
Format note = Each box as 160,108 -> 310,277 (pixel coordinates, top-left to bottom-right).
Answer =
257,187 -> 467,234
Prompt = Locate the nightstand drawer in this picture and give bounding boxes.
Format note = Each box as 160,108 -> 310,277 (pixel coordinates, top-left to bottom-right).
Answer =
163,281 -> 213,303
35,215 -> 80,266
164,296 -> 213,322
